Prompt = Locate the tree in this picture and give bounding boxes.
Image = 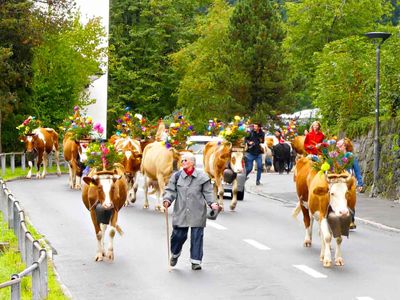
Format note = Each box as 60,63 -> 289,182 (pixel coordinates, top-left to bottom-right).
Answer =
108,0 -> 211,134
0,0 -> 39,152
283,0 -> 393,108
171,0 -> 246,127
229,0 -> 290,119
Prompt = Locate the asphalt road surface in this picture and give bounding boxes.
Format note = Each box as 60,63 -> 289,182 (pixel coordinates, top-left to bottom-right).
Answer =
7,173 -> 400,300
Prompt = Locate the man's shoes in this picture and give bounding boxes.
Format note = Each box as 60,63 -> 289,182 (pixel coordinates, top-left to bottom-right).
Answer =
191,263 -> 202,270
170,256 -> 178,267
256,181 -> 261,186
349,222 -> 357,230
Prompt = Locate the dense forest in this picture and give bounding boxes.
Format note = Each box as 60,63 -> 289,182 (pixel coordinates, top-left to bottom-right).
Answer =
1,0 -> 400,152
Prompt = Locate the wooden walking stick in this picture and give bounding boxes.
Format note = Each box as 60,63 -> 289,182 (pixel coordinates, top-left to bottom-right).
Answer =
165,206 -> 172,271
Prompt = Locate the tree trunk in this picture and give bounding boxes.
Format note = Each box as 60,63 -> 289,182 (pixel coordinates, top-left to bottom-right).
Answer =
0,109 -> 2,153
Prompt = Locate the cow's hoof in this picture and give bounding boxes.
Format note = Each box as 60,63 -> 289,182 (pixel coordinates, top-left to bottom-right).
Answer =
95,254 -> 103,261
335,257 -> 344,266
304,240 -> 312,247
106,251 -> 114,261
230,204 -> 236,211
75,185 -> 81,190
26,176 -> 31,179
143,204 -> 149,209
323,260 -> 332,268
57,172 -> 61,177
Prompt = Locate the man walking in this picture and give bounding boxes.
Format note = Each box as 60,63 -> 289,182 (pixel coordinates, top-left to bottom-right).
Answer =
163,152 -> 219,270
245,123 -> 265,185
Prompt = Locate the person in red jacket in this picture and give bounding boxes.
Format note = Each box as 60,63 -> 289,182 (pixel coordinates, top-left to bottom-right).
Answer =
304,121 -> 325,155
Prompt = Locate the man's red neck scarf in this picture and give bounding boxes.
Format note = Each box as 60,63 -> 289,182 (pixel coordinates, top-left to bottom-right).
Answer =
184,167 -> 195,177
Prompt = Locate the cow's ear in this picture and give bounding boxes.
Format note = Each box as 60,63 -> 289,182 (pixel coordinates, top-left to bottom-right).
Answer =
313,186 -> 329,196
136,153 -> 142,158
83,176 -> 94,185
221,152 -> 230,160
19,136 -> 25,142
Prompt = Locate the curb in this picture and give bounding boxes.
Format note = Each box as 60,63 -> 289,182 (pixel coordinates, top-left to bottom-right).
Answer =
248,189 -> 400,234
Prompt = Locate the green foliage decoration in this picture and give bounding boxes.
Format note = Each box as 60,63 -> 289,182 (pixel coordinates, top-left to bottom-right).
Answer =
86,142 -> 124,171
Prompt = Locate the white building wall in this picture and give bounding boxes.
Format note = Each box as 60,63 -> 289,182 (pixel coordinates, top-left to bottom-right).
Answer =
76,0 -> 109,136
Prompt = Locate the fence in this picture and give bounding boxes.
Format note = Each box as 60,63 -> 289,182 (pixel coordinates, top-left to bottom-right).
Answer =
0,152 -> 67,176
0,178 -> 48,299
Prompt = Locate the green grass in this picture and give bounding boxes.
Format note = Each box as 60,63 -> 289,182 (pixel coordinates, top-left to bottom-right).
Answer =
1,165 -> 68,181
1,168 -> 69,299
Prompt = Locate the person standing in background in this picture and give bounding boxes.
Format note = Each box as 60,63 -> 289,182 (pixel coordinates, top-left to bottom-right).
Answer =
245,123 -> 265,185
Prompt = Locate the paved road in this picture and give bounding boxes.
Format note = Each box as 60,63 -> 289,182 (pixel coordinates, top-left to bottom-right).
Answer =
6,173 -> 400,300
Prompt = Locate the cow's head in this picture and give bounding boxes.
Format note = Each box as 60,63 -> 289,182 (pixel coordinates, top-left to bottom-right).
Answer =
77,139 -> 92,163
83,170 -> 122,210
230,147 -> 244,174
20,134 -> 39,162
313,173 -> 354,217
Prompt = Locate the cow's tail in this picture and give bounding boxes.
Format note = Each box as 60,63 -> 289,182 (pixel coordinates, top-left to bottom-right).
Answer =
116,225 -> 124,236
292,200 -> 302,219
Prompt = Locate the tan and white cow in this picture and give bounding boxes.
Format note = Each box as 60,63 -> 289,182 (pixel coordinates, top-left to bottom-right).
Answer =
203,141 -> 244,211
63,133 -> 91,189
82,167 -> 128,261
113,137 -> 142,204
21,128 -> 61,179
293,157 -> 356,267
140,141 -> 182,212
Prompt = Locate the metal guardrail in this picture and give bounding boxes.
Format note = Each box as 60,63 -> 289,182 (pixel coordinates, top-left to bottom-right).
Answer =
0,178 -> 48,299
0,152 -> 67,176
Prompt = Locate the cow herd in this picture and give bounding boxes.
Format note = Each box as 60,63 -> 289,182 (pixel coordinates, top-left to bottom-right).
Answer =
19,128 -> 356,267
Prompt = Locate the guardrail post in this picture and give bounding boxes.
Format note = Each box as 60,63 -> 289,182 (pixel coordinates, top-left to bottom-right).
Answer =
39,249 -> 48,299
25,233 -> 33,267
20,220 -> 26,263
48,156 -> 53,168
32,242 -> 41,300
10,274 -> 21,300
1,154 -> 5,176
0,182 -> 5,214
7,194 -> 13,229
22,153 -> 26,171
11,153 -> 15,174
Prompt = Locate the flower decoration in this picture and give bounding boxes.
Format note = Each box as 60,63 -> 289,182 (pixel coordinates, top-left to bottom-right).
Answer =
206,119 -> 224,136
16,116 -> 42,136
219,116 -> 248,146
61,107 -> 94,140
114,111 -> 157,140
282,119 -> 299,141
312,139 -> 354,174
164,112 -> 194,150
86,141 -> 124,170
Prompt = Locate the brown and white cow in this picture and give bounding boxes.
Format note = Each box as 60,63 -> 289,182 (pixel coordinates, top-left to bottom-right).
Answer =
82,168 -> 128,261
203,141 -> 245,211
21,128 -> 61,179
293,157 -> 356,267
113,137 -> 142,204
140,141 -> 182,212
63,133 -> 92,189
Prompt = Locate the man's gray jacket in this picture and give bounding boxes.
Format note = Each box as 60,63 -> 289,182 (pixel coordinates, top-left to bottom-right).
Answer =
163,169 -> 214,227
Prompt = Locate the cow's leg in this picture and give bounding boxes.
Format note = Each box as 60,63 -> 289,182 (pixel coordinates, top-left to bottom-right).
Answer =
27,160 -> 33,179
301,203 -> 312,247
90,210 -> 104,261
214,177 -> 224,211
41,152 -> 48,178
320,218 -> 332,267
54,147 -> 61,176
230,179 -> 238,211
67,163 -> 74,189
155,174 -> 166,212
334,236 -> 344,266
36,152 -> 43,178
106,213 -> 119,261
127,173 -> 138,204
143,176 -> 150,209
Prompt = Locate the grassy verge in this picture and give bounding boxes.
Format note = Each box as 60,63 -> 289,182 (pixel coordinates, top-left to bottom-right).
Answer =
1,168 -> 69,299
1,165 -> 68,181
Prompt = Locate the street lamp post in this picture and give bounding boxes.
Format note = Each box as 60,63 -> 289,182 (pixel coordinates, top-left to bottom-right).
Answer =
364,32 -> 391,197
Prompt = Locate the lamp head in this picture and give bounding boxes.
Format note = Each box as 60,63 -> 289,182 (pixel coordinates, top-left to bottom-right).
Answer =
365,32 -> 392,43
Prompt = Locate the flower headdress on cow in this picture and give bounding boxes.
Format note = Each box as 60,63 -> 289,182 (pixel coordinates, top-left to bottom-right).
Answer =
282,119 -> 298,142
312,139 -> 354,175
86,141 -> 124,171
61,106 -> 98,140
115,110 -> 157,140
219,116 -> 248,146
16,116 -> 42,136
206,119 -> 224,136
162,112 -> 194,150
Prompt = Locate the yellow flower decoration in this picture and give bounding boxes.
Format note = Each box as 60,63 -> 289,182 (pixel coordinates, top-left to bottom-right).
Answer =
321,162 -> 330,172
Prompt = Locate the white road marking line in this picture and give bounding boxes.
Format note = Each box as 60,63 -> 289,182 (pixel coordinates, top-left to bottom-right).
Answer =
356,297 -> 374,300
293,264 -> 327,278
243,239 -> 271,250
207,221 -> 227,230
